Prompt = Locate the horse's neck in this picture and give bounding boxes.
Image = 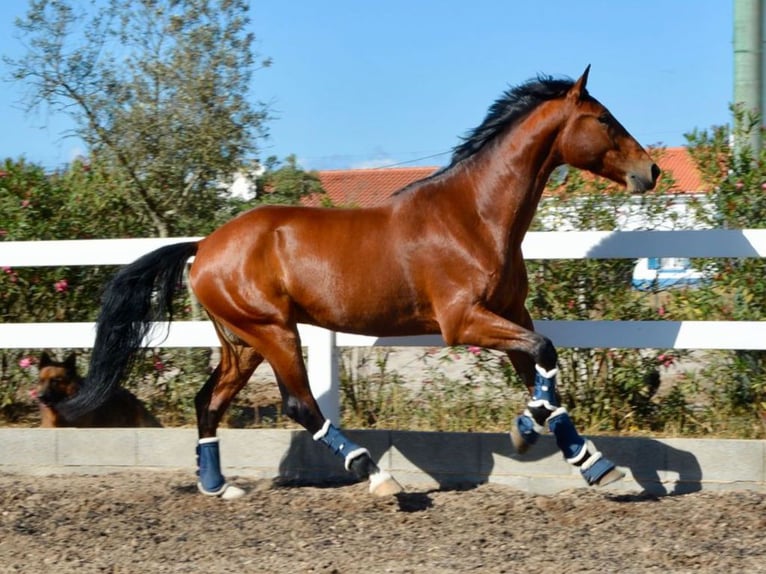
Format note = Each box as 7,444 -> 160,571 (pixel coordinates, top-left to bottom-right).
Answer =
469,129 -> 560,252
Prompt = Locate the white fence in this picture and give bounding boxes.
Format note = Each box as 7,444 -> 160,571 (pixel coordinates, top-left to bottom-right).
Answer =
2,230 -> 766,423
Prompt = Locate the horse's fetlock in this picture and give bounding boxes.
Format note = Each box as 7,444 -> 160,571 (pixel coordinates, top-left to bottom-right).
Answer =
527,403 -> 555,426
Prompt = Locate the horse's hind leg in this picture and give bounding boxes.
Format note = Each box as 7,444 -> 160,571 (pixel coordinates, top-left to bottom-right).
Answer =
194,337 -> 263,500
258,325 -> 402,496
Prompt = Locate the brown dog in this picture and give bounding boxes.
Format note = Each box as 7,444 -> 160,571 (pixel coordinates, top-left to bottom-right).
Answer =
33,352 -> 162,427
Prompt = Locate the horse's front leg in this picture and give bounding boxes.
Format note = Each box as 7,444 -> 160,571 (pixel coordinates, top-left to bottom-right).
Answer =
512,362 -> 623,485
443,306 -> 624,487
262,327 -> 403,497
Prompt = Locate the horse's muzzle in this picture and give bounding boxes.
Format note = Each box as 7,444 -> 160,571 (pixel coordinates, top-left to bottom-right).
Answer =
627,162 -> 660,193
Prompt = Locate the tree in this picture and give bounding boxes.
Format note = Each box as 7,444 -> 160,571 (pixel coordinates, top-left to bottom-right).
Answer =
256,154 -> 325,205
8,0 -> 272,237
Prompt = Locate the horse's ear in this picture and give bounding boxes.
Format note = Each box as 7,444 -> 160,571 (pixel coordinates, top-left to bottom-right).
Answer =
568,65 -> 591,101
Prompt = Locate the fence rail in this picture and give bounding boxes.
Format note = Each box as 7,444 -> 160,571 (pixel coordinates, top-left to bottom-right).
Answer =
2,230 -> 765,422
2,230 -> 766,267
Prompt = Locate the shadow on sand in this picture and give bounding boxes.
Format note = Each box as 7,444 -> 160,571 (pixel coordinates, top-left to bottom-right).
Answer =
275,430 -> 702,500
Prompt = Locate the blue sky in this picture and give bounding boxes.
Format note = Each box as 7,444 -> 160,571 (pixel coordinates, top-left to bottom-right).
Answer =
0,1 -> 732,171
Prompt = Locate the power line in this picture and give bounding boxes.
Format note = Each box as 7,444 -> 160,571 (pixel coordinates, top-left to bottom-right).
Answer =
373,150 -> 452,169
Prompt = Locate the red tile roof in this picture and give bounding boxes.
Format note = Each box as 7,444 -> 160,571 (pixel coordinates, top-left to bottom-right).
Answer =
308,147 -> 705,208
305,166 -> 437,208
653,147 -> 706,193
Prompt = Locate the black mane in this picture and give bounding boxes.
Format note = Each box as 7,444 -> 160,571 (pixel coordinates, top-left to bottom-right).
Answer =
449,75 -> 575,167
392,75 -> 576,196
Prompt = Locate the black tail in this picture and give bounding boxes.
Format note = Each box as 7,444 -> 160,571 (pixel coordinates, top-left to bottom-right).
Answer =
57,241 -> 199,421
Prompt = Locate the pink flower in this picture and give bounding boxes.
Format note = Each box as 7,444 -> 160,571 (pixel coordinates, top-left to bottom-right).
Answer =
54,279 -> 68,293
657,306 -> 666,317
20,199 -> 30,208
154,358 -> 165,372
657,353 -> 675,368
761,182 -> 766,190
735,181 -> 744,190
18,357 -> 34,369
467,346 -> 482,356
0,229 -> 7,236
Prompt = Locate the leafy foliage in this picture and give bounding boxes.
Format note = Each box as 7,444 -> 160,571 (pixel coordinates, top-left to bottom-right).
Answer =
8,0 -> 271,236
664,109 -> 766,437
256,155 -> 325,206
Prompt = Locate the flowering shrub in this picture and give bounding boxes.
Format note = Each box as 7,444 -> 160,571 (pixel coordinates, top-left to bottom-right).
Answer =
665,112 -> 766,437
0,159 -> 158,419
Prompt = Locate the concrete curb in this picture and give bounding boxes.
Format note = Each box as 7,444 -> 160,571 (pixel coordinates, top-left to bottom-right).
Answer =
1,428 -> 763,495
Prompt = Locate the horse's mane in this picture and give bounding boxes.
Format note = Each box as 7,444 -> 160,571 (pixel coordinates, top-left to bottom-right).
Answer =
449,75 -> 576,166
393,75 -> 576,196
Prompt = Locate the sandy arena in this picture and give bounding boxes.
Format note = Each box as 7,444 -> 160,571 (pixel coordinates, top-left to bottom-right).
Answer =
1,470 -> 764,573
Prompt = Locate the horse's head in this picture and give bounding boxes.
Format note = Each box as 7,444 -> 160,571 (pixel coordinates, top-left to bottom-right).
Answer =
557,66 -> 660,193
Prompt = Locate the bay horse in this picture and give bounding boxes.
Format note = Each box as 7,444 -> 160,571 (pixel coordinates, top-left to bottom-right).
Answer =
58,67 -> 659,498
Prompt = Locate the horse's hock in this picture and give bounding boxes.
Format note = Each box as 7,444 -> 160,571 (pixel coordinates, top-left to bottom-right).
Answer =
1,427 -> 763,496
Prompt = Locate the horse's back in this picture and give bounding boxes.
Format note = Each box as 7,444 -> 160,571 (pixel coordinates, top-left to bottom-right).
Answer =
190,203 -> 439,335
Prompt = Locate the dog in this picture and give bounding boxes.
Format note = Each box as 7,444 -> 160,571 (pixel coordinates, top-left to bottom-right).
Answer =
33,352 -> 162,427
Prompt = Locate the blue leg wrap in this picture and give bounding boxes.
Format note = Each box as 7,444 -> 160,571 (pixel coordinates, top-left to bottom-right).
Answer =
512,366 -> 559,452
547,409 -> 586,460
547,409 -> 619,485
531,365 -> 559,408
313,421 -> 369,470
196,438 -> 226,494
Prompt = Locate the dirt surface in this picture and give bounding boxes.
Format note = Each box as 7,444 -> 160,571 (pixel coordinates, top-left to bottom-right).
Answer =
1,471 -> 764,573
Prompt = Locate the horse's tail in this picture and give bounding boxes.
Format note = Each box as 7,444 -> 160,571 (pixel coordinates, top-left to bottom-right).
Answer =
57,241 -> 199,421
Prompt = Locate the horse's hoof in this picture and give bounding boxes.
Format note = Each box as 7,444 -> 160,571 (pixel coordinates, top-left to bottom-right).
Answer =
510,414 -> 541,455
509,425 -> 532,454
594,467 -> 625,487
369,471 -> 403,497
197,482 -> 246,500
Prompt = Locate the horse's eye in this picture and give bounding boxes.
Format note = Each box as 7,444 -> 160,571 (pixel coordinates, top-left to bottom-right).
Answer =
598,113 -> 611,125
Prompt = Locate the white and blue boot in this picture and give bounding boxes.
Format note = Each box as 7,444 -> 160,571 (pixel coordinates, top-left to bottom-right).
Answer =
511,365 -> 624,487
313,420 -> 402,496
196,437 -> 246,499
510,365 -> 560,453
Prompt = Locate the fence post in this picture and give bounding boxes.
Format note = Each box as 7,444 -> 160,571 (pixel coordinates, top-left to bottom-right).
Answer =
306,327 -> 340,424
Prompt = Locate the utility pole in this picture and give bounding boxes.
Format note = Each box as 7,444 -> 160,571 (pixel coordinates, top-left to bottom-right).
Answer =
733,0 -> 763,153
